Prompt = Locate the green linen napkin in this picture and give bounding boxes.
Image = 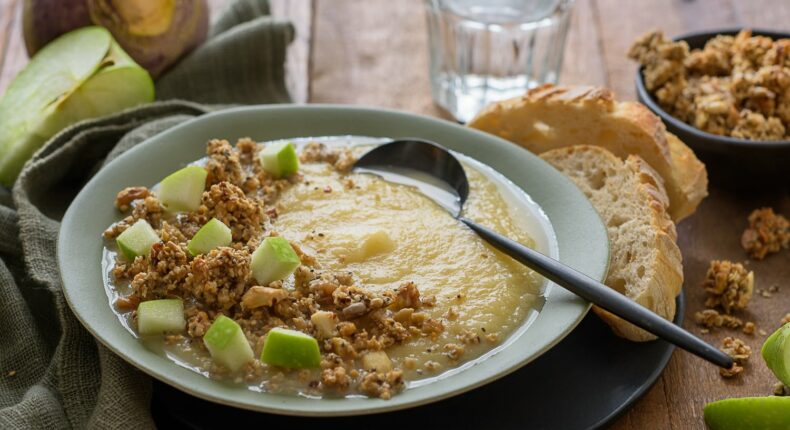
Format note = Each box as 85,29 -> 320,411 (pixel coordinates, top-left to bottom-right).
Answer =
0,1 -> 293,427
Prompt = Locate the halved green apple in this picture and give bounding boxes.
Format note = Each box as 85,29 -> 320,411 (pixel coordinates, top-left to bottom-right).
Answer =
259,141 -> 299,178
261,327 -> 321,369
251,237 -> 301,285
0,26 -> 154,186
188,218 -> 231,256
137,299 -> 185,335
203,315 -> 254,372
116,219 -> 160,260
157,165 -> 207,212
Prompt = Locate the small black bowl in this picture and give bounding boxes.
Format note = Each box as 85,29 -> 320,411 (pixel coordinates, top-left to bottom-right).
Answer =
635,28 -> 790,186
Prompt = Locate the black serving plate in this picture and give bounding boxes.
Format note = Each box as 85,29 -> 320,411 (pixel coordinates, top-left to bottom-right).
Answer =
635,28 -> 790,186
151,294 -> 684,430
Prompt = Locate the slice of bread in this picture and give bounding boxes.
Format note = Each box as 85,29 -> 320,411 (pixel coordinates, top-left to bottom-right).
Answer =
540,145 -> 683,341
468,84 -> 708,221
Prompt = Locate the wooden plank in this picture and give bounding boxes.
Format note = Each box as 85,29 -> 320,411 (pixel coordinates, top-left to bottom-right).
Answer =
309,0 -> 451,119
0,0 -> 26,95
560,0 -> 607,87
270,0 -> 312,103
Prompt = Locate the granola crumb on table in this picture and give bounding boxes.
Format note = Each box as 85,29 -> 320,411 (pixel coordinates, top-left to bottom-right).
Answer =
694,308 -> 743,330
719,336 -> 752,378
741,207 -> 790,260
702,260 -> 754,314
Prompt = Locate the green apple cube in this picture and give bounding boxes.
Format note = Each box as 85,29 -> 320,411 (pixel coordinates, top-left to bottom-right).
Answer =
158,165 -> 207,212
203,315 -> 254,372
188,218 -> 232,256
259,141 -> 299,178
116,219 -> 160,260
261,327 -> 321,369
251,237 -> 301,285
704,397 -> 790,430
0,27 -> 154,186
762,324 -> 790,386
137,299 -> 185,335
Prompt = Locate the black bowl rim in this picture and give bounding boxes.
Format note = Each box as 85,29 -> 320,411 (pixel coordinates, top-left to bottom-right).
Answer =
634,27 -> 790,149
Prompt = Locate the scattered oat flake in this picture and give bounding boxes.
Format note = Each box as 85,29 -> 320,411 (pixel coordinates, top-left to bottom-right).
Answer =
781,314 -> 790,326
742,322 -> 756,335
7,370 -> 16,377
774,382 -> 790,396
759,329 -> 768,336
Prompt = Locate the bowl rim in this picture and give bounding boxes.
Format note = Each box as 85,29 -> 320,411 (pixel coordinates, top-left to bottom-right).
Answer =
634,27 -> 790,148
57,104 -> 609,416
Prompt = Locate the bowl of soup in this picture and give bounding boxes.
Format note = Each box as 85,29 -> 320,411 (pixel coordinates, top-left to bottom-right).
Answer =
58,105 -> 609,415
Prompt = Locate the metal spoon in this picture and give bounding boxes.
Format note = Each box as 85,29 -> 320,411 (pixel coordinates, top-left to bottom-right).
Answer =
353,138 -> 733,368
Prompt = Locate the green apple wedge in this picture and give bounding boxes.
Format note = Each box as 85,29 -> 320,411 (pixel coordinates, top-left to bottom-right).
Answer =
0,26 -> 154,186
704,397 -> 790,430
762,323 -> 790,386
259,141 -> 299,178
116,219 -> 160,260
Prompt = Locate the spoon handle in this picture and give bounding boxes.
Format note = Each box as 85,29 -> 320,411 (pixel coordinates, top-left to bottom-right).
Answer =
460,217 -> 733,369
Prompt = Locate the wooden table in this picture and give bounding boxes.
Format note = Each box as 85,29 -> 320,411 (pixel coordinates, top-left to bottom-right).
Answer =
2,0 -> 788,428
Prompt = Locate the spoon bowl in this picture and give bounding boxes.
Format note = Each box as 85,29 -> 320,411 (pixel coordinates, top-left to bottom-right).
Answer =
354,139 -> 734,369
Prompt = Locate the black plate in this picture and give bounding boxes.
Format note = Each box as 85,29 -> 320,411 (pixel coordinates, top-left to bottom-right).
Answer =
151,294 -> 683,430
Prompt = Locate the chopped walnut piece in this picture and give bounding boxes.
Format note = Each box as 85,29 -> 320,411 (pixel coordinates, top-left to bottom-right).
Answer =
742,322 -> 756,335
741,208 -> 790,260
115,187 -> 150,212
702,260 -> 754,314
241,286 -> 288,309
392,282 -> 420,310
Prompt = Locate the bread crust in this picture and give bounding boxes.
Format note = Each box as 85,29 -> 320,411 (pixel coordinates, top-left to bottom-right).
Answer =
468,84 -> 707,221
540,146 -> 683,342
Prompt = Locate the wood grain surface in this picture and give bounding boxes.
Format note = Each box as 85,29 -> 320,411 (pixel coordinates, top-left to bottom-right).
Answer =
2,0 -> 789,428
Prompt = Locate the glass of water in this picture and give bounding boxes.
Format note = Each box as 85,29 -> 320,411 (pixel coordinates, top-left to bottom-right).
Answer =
426,0 -> 574,122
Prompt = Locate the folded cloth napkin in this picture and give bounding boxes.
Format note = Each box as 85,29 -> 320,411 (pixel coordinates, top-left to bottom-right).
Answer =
0,1 -> 293,427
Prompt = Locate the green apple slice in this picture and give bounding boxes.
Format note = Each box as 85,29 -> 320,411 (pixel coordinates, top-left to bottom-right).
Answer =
261,327 -> 321,369
0,26 -> 154,186
116,219 -> 160,260
137,299 -> 185,335
203,315 -> 254,372
188,218 -> 232,256
704,397 -> 790,430
250,237 -> 301,285
762,324 -> 790,386
259,141 -> 299,178
157,165 -> 207,212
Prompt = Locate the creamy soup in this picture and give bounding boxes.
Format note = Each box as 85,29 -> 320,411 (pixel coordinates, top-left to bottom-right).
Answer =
102,136 -> 543,399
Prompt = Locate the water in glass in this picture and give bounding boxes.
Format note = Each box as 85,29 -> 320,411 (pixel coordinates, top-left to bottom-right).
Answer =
426,0 -> 574,122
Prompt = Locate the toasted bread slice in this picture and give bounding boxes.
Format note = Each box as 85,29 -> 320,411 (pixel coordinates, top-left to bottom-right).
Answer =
468,84 -> 708,221
540,145 -> 683,341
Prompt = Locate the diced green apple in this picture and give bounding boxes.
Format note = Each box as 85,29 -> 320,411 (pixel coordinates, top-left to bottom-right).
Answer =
203,315 -> 254,372
157,165 -> 207,212
762,324 -> 790,386
137,299 -> 185,335
261,327 -> 321,369
187,218 -> 232,256
251,237 -> 301,285
116,219 -> 160,260
259,141 -> 299,178
704,397 -> 790,430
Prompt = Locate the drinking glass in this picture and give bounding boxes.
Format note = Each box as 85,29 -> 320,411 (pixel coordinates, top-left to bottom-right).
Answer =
426,0 -> 575,122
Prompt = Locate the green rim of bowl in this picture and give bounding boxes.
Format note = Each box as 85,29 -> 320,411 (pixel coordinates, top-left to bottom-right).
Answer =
58,104 -> 609,416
